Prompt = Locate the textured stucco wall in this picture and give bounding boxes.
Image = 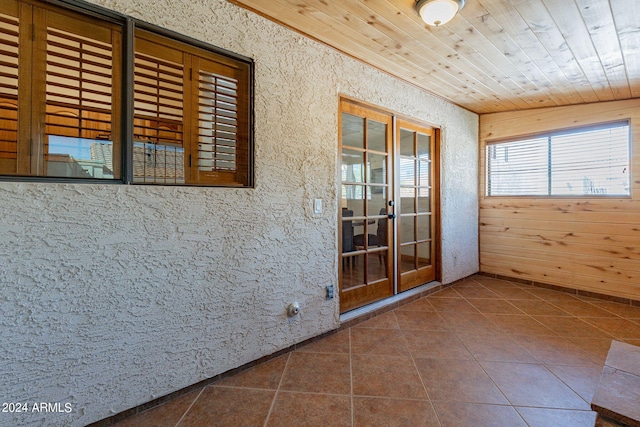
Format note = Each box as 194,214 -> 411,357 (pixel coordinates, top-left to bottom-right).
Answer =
0,0 -> 478,425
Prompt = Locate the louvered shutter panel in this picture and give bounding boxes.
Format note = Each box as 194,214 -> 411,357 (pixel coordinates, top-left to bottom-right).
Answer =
43,11 -> 120,179
133,35 -> 185,184
193,57 -> 249,186
0,3 -> 19,174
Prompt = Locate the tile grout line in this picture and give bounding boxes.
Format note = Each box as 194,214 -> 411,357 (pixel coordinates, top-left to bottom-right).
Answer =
348,326 -> 354,427
464,279 -> 602,416
174,386 -> 206,427
262,352 -> 292,427
398,305 -> 443,427
579,316 -> 633,342
541,364 -> 594,407
451,279 -> 546,421
110,274 -> 640,426
455,281 -> 541,426
445,277 -> 638,417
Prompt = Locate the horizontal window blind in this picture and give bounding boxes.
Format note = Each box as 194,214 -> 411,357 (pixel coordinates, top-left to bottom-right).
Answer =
487,122 -> 630,196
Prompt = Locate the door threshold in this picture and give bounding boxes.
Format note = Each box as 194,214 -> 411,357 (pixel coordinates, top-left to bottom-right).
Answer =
340,281 -> 442,325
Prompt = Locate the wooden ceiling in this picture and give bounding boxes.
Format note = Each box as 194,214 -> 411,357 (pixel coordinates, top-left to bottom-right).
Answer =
227,0 -> 639,114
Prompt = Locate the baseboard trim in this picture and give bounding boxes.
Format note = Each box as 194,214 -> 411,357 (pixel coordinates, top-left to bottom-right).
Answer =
479,272 -> 640,306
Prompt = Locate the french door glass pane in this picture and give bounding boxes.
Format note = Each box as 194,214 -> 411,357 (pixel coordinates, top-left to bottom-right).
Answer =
417,133 -> 430,159
367,120 -> 386,152
417,214 -> 431,241
342,113 -> 364,148
418,160 -> 430,186
417,193 -> 430,213
401,215 -> 415,244
353,230 -> 377,249
368,252 -> 387,282
400,157 -> 414,186
342,254 -> 365,289
417,243 -> 431,268
367,187 -> 387,216
368,152 -> 386,183
341,184 -> 365,217
401,245 -> 415,273
342,150 -> 364,183
401,188 -> 416,214
400,128 -> 413,156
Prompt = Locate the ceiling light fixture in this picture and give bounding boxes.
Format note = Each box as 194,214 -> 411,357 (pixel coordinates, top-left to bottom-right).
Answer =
415,0 -> 466,27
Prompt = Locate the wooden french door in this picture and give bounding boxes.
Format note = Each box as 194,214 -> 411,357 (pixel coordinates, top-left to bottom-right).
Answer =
396,119 -> 437,292
339,100 -> 438,313
339,101 -> 394,313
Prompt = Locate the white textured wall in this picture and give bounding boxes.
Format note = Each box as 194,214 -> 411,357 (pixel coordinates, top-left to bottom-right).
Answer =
0,1 -> 478,425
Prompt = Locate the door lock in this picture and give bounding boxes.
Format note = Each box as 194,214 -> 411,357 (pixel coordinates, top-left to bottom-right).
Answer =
388,213 -> 396,219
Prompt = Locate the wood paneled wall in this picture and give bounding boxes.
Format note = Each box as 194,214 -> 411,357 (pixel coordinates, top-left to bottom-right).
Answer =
479,99 -> 640,300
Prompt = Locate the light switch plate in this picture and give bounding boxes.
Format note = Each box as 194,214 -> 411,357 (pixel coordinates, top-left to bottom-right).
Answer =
313,198 -> 322,214
326,285 -> 334,300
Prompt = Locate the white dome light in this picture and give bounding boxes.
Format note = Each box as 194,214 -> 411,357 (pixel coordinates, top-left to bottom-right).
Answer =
415,0 -> 466,27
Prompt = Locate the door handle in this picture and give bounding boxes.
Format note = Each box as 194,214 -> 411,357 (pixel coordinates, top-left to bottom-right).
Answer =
388,213 -> 396,219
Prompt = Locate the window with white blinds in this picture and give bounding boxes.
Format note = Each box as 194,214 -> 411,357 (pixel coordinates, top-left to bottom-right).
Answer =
486,122 -> 630,196
0,0 -> 253,186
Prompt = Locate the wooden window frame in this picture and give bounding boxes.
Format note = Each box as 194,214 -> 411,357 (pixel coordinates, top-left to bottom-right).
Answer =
0,0 -> 254,187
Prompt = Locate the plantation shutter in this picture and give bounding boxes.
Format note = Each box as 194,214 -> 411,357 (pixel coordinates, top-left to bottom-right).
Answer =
134,29 -> 251,186
0,0 -> 251,185
43,11 -> 121,178
192,56 -> 249,186
0,0 -> 121,178
0,1 -> 20,174
133,32 -> 186,184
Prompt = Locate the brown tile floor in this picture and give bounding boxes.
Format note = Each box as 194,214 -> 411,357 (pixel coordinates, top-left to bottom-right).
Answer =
113,275 -> 640,426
